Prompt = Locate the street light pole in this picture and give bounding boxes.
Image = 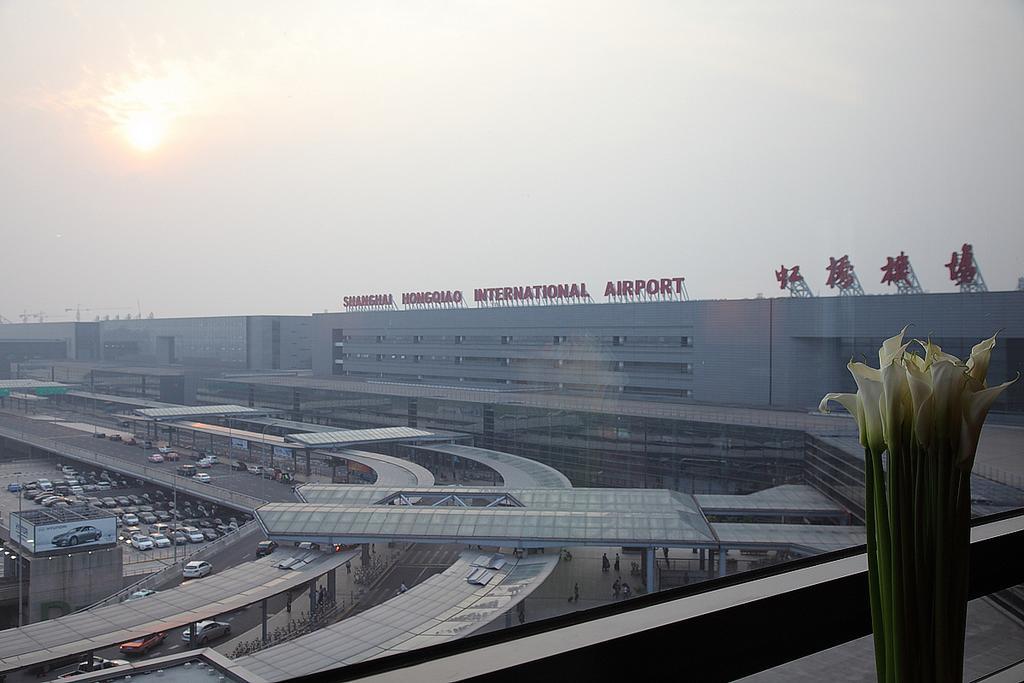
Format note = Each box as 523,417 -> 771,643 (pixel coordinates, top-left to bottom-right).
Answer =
14,471 -> 23,627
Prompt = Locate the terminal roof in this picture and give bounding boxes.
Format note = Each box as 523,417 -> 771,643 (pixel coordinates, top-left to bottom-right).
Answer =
284,426 -> 443,447
696,484 -> 847,517
65,390 -> 173,409
0,380 -> 68,390
257,495 -> 717,547
134,404 -> 279,420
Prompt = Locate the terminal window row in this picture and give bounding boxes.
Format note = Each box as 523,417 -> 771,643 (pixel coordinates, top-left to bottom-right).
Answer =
333,330 -> 693,347
342,353 -> 692,373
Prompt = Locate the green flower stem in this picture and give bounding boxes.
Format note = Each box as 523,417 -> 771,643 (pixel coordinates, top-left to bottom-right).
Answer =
864,449 -> 887,681
870,446 -> 895,681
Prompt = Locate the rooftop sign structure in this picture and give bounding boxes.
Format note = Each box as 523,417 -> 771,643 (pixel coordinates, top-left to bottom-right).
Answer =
825,255 -> 865,296
946,243 -> 988,293
880,251 -> 924,294
776,264 -> 813,298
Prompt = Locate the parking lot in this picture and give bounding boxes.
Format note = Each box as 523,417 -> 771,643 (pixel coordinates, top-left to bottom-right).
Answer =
0,410 -> 298,504
0,458 -> 255,577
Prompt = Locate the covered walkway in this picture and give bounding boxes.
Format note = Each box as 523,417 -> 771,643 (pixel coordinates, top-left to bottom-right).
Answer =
233,551 -> 559,681
408,443 -> 573,489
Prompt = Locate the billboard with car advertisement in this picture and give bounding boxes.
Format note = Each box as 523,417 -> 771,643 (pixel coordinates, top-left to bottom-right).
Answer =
10,512 -> 117,555
231,437 -> 249,451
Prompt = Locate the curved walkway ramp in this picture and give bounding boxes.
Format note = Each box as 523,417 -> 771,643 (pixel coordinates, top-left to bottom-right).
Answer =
409,443 -> 573,489
0,548 -> 355,676
320,449 -> 436,489
233,551 -> 559,681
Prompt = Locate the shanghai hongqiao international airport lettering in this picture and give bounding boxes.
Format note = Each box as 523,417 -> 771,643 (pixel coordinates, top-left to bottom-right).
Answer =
342,277 -> 685,310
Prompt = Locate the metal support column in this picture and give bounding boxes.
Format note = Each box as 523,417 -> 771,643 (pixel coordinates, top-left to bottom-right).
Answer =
645,547 -> 657,593
362,543 -> 371,566
261,599 -> 268,642
718,546 -> 727,577
188,622 -> 197,649
309,580 -> 317,615
305,449 -> 311,477
699,548 -> 705,571
327,568 -> 337,602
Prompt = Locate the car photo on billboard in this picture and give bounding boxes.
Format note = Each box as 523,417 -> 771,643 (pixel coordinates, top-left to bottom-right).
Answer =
13,514 -> 119,553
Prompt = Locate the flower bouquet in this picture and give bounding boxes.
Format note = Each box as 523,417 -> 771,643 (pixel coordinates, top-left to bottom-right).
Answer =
820,329 -> 1015,682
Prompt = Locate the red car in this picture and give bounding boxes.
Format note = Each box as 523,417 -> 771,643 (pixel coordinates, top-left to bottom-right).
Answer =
119,631 -> 166,656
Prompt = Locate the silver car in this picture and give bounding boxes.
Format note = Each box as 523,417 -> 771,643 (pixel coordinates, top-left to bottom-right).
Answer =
181,620 -> 230,645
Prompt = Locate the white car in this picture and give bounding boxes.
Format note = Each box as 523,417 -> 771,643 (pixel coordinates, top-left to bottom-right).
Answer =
123,513 -> 140,526
150,533 -> 171,548
182,527 -> 205,543
130,534 -> 154,551
182,560 -> 212,579
158,446 -> 172,454
193,472 -> 211,483
70,485 -> 84,495
181,619 -> 229,644
125,589 -> 157,602
248,464 -> 265,475
148,453 -> 165,463
202,455 -> 219,465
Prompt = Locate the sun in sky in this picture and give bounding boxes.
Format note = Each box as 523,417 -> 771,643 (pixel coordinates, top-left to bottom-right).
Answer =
97,62 -> 196,154
121,111 -> 168,152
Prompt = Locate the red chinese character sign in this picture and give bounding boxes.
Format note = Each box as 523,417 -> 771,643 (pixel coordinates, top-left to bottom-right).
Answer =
825,255 -> 864,295
776,264 -> 813,297
945,243 -> 987,292
880,251 -> 923,294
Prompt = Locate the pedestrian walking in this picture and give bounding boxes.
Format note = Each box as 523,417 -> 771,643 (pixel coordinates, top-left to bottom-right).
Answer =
613,578 -> 621,599
345,560 -> 351,574
601,553 -> 610,572
663,547 -> 670,563
622,583 -> 631,599
614,553 -> 620,573
573,582 -> 580,603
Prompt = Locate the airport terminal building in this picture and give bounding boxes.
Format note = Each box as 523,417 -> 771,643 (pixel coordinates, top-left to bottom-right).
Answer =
313,290 -> 1024,412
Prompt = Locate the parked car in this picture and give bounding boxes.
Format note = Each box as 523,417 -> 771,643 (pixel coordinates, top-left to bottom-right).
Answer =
37,479 -> 53,492
155,511 -> 172,522
125,437 -> 138,446
216,524 -> 233,536
202,455 -> 219,465
128,495 -> 144,505
256,540 -> 278,557
201,528 -> 219,541
177,464 -> 197,477
93,432 -> 107,439
181,619 -> 229,644
40,496 -> 65,507
69,485 -> 84,495
197,519 -> 214,529
195,459 -> 213,469
182,527 -> 205,543
123,506 -> 139,514
7,482 -> 22,492
124,589 -> 157,602
164,451 -> 181,461
231,461 -> 248,472
115,496 -> 131,506
108,434 -> 122,442
182,560 -> 213,579
123,513 -> 140,526
138,504 -> 154,512
147,453 -> 165,463
149,533 -> 171,548
119,631 -> 166,656
248,464 -> 265,475
171,531 -> 188,545
130,533 -> 154,551
53,525 -> 103,547
96,480 -> 111,490
142,440 -> 153,448
158,446 -> 172,454
193,472 -> 211,483
139,512 -> 158,525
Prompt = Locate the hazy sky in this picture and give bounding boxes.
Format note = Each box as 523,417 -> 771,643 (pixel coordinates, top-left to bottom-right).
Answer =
2,1 -> 1023,319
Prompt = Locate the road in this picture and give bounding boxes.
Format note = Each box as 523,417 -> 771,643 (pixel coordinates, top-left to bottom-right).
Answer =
0,409 -> 297,504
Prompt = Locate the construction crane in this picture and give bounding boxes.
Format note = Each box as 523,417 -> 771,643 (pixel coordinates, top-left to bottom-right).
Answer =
65,305 -> 133,322
19,310 -> 46,323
